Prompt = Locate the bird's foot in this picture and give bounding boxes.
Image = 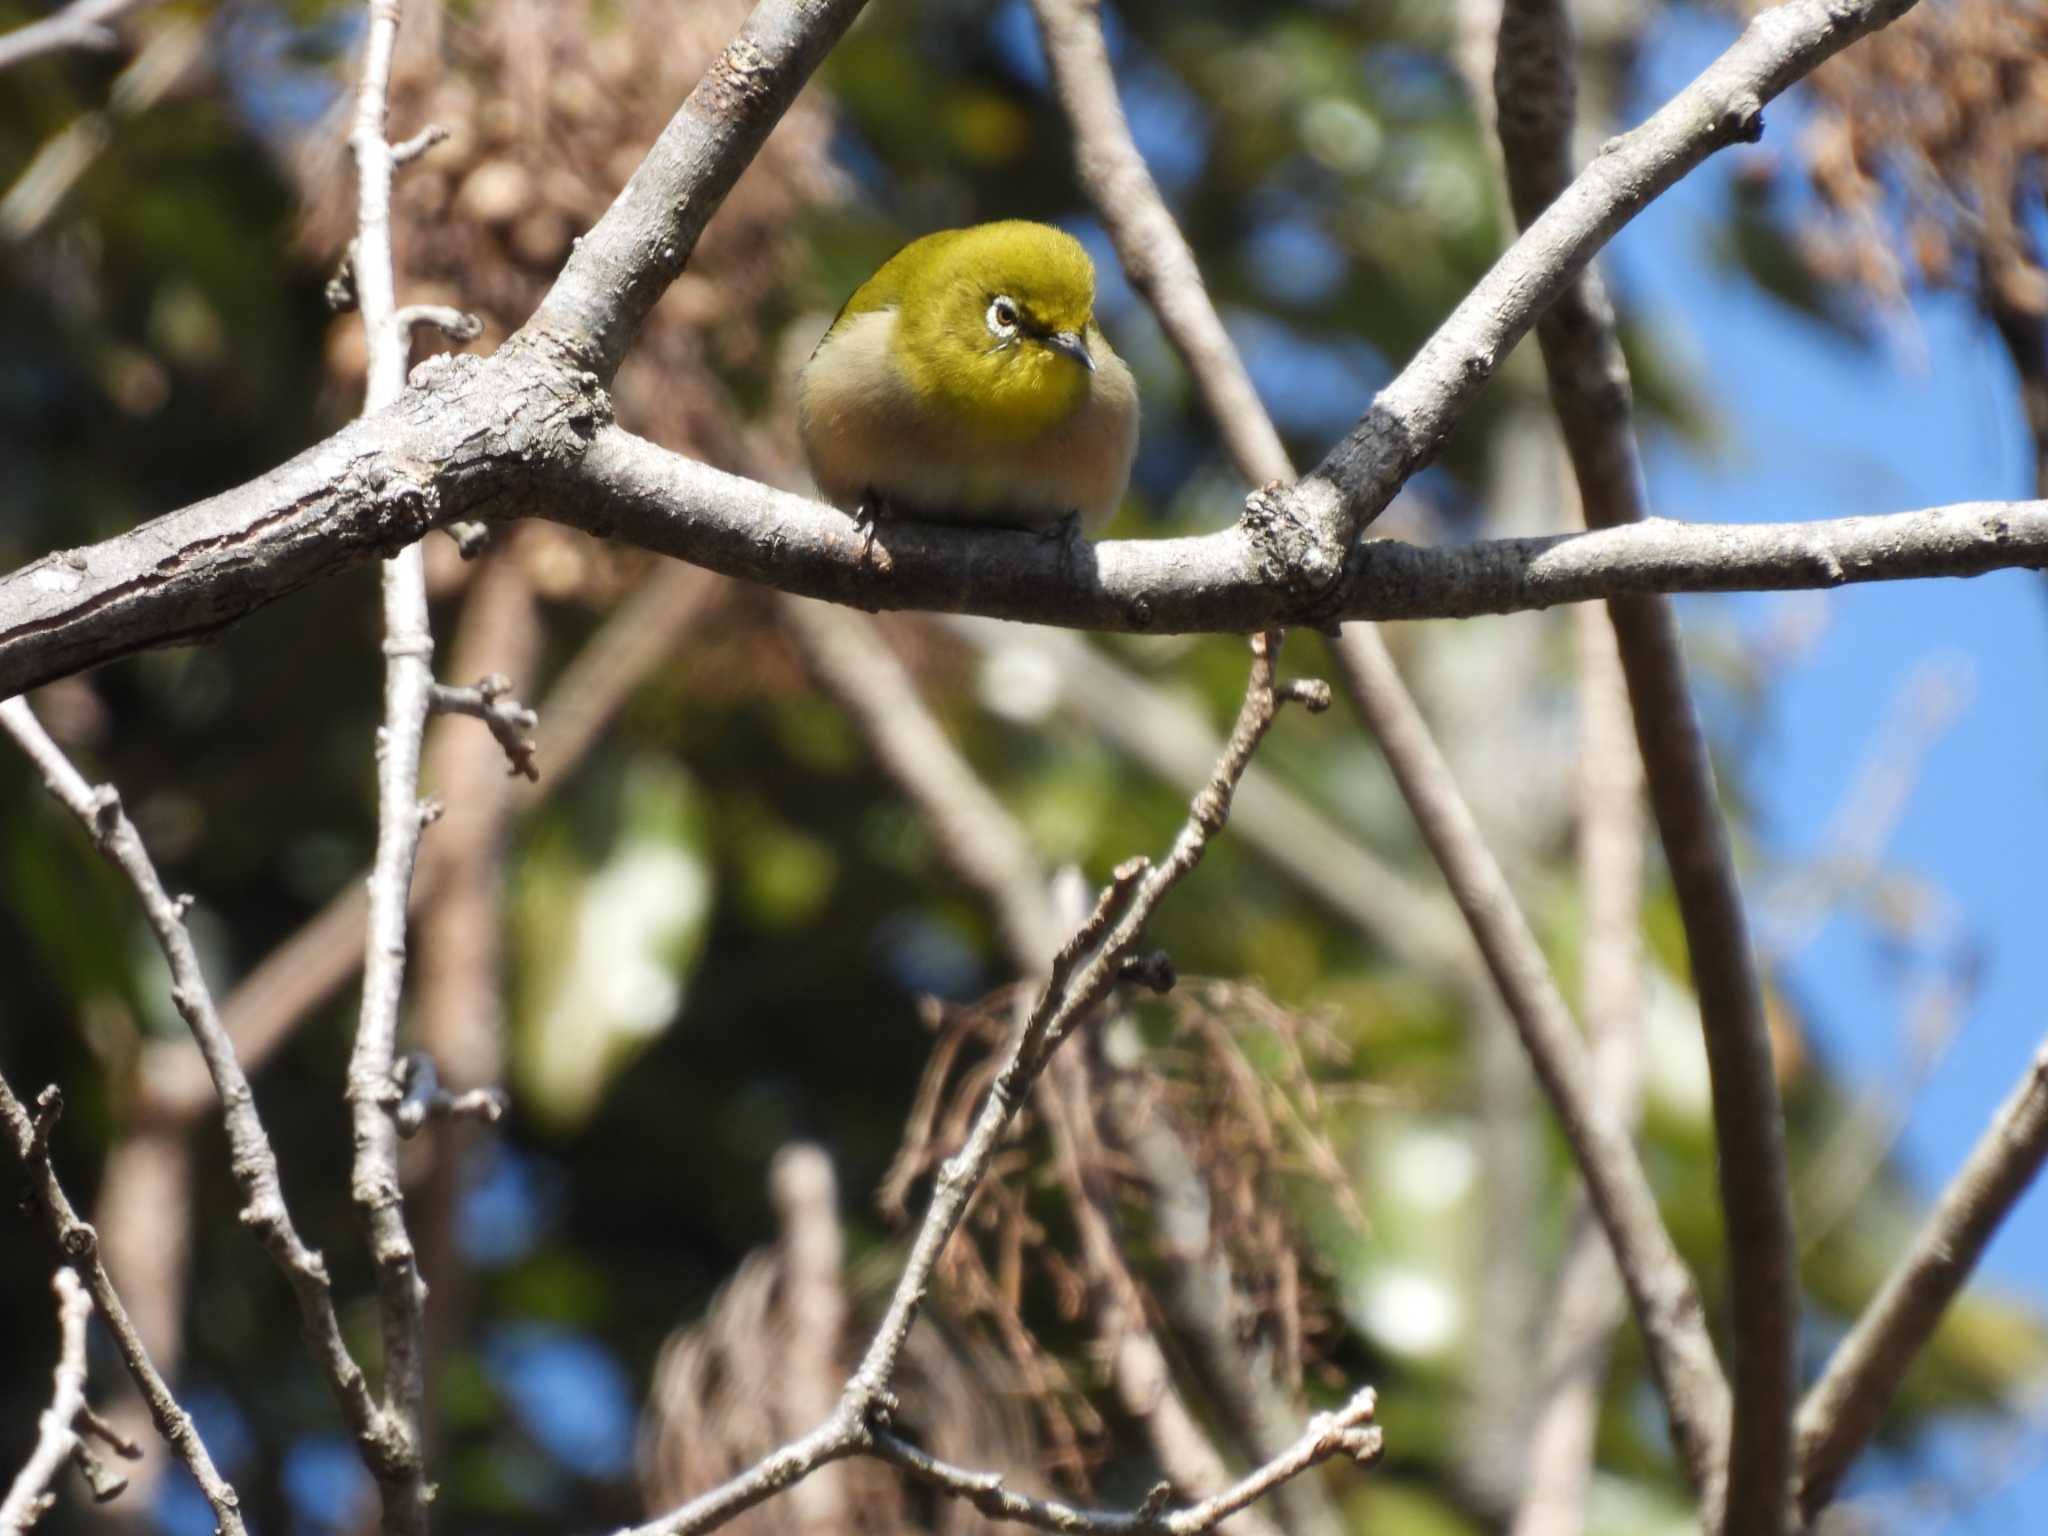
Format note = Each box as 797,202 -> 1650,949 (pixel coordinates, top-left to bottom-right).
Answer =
848,490 -> 903,581
853,491 -> 886,562
1042,509 -> 1087,581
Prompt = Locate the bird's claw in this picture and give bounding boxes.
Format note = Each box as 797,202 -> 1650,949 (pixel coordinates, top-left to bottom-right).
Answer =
1042,509 -> 1087,582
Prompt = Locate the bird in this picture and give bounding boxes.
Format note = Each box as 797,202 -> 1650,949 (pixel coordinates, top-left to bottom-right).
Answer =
797,220 -> 1139,534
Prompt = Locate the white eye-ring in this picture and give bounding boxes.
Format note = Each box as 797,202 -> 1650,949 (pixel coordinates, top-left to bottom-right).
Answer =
986,296 -> 1020,338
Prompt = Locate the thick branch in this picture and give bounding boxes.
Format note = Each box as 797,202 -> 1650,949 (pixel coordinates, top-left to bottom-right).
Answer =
0,0 -> 1944,698
6,408 -> 2036,696
519,0 -> 866,377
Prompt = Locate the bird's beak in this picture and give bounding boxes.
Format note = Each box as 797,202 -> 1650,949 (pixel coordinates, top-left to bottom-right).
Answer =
1046,329 -> 1095,372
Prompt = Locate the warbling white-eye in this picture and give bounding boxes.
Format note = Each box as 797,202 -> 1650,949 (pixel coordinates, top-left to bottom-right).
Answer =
798,221 -> 1139,532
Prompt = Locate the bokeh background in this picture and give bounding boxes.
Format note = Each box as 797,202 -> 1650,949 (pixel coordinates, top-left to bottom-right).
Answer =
4,0 -> 2048,1532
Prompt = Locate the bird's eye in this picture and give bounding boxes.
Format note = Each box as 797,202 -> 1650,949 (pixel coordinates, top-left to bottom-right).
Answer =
986,297 -> 1019,336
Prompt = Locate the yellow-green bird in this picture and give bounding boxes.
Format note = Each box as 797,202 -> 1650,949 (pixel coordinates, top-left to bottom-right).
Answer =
798,221 -> 1139,533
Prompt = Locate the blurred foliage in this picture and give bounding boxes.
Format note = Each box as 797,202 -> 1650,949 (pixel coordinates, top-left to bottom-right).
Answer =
2,2 -> 2044,1535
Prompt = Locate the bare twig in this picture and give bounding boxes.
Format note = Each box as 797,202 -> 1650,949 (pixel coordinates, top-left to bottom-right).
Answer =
381,1052 -> 508,1138
1795,1031 -> 2048,1520
786,593 -> 1310,1536
340,4 -> 435,1530
0,1074 -> 243,1535
623,635 -> 1348,1536
1494,2 -> 1795,1525
0,698 -> 402,1474
869,1388 -> 1381,1536
411,544 -> 542,1398
428,674 -> 539,781
395,305 -> 484,344
0,0 -> 157,73
389,123 -> 448,166
1332,628 -> 1729,1486
1030,0 -> 1289,489
2,1270 -> 93,1532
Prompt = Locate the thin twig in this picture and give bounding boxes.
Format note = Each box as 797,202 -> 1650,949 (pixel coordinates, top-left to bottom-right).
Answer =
342,3 -> 434,1531
395,305 -> 484,344
622,635 -> 1343,1536
1795,1031 -> 2048,1521
784,593 -> 1309,1536
1495,2 -> 1795,1525
428,674 -> 539,781
382,1052 -> 508,1138
869,1388 -> 1381,1536
389,123 -> 447,166
1030,0 -> 1290,489
1,1270 -> 93,1532
0,698 -> 402,1472
0,1073 -> 244,1535
1332,629 -> 1729,1484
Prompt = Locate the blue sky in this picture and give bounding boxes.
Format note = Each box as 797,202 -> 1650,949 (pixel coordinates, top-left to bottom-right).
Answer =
1621,10 -> 2048,1523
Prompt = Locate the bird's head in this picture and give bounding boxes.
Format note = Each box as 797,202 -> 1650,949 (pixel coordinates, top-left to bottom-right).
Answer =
884,222 -> 1106,441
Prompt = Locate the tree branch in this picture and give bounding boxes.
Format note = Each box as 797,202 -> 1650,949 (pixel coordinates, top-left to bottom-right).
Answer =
0,1075 -> 245,1535
868,1388 -> 1381,1536
518,0 -> 867,378
0,698 -> 404,1484
1795,1031 -> 2048,1520
0,0 -> 1948,702
1,1270 -> 92,1533
6,407 -> 2037,700
1275,0 -> 1922,570
1331,628 -> 1730,1485
1031,0 -> 1728,1497
1495,2 -> 1796,1526
340,6 -> 435,1530
622,635 -> 1344,1536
